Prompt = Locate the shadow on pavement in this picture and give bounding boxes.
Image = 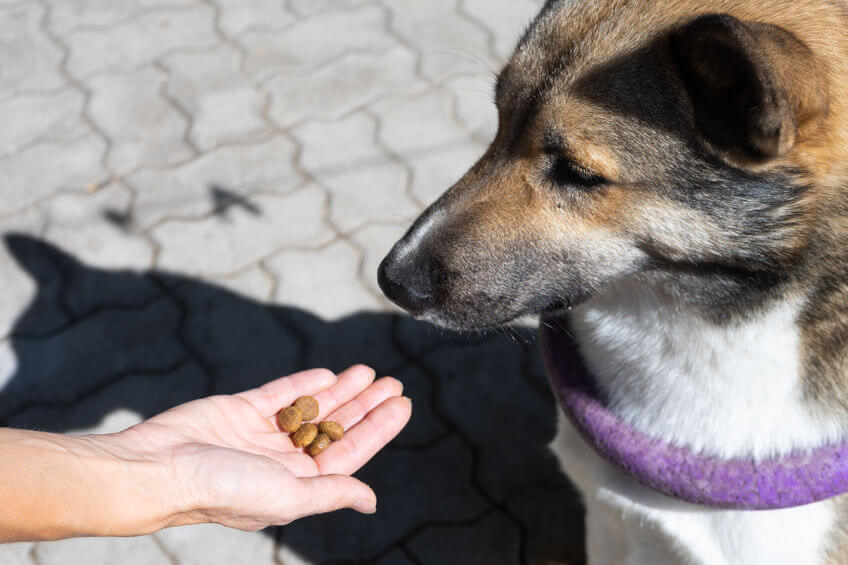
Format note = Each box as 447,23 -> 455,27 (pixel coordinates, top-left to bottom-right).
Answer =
0,234 -> 585,565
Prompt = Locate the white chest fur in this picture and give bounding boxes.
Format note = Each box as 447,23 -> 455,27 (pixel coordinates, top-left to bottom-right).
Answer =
569,280 -> 847,459
553,281 -> 846,564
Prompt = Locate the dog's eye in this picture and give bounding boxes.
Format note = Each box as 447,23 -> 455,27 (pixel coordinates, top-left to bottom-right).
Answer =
549,157 -> 607,189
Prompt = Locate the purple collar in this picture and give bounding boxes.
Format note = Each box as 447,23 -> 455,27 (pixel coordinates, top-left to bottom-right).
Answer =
540,320 -> 848,510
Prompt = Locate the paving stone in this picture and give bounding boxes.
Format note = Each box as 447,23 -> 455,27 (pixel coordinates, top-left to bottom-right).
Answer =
387,0 -> 498,82
268,239 -> 382,320
390,364 -> 446,447
407,510 -> 522,565
3,230 -> 160,332
0,209 -> 49,339
423,338 -> 567,500
280,436 -> 488,562
266,240 -> 407,373
152,185 -> 333,277
0,1 -> 579,561
288,0 -> 377,17
0,341 -> 19,401
0,3 -> 65,97
240,5 -> 394,82
371,89 -> 486,204
506,484 -> 586,565
35,187 -> 161,318
40,185 -> 153,270
0,237 -> 73,340
0,296 -> 184,419
64,4 -> 218,79
0,87 -> 87,156
58,406 -> 143,434
45,0 -> 196,35
463,0 -> 544,62
156,523 -> 277,565
394,314 -> 490,359
0,542 -> 36,565
167,276 -> 304,395
372,88 -> 468,156
127,135 -> 301,229
212,0 -> 295,36
86,66 -> 195,175
266,46 -> 424,129
66,407 -> 144,434
291,308 -> 408,378
0,134 -> 108,215
35,536 -> 171,565
348,222 -> 409,300
373,547 -> 415,565
7,361 -> 207,433
443,74 -> 499,144
404,138 -> 483,205
293,113 -> 417,233
207,264 -> 274,303
274,545 -> 311,565
522,331 -> 556,396
161,44 -> 270,151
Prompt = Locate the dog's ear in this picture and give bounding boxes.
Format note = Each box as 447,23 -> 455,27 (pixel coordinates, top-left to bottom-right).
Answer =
671,14 -> 828,163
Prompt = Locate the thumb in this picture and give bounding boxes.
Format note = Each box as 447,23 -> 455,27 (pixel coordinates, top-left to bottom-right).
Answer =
292,474 -> 377,518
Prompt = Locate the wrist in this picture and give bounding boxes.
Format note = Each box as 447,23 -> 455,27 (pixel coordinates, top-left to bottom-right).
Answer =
84,430 -> 203,535
0,428 -> 193,541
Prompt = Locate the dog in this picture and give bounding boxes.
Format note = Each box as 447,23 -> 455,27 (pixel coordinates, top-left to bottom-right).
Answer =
378,0 -> 848,563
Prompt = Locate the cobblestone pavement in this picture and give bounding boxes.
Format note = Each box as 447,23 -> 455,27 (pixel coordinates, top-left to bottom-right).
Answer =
0,1 -> 586,563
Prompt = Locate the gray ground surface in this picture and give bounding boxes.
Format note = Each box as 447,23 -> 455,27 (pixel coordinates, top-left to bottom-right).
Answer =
0,0 -> 585,563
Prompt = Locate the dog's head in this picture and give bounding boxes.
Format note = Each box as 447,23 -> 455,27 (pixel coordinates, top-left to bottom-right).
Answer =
379,0 -> 848,329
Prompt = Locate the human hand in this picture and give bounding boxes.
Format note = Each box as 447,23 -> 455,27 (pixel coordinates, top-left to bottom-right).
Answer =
115,365 -> 411,531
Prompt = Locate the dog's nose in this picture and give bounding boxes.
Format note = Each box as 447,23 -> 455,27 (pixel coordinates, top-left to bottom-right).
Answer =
378,252 -> 438,314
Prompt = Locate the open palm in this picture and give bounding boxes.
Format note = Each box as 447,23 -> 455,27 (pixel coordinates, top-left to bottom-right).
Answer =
123,365 -> 410,530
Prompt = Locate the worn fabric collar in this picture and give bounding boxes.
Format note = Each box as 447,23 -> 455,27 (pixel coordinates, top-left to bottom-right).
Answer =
540,320 -> 848,510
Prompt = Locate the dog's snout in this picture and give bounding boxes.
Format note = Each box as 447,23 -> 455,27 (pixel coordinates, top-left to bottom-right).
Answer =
378,248 -> 441,315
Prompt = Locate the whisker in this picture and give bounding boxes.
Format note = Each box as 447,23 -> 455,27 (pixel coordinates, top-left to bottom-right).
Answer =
431,49 -> 498,78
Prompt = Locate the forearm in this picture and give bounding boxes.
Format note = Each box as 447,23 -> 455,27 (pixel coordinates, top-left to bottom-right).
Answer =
0,428 -> 190,542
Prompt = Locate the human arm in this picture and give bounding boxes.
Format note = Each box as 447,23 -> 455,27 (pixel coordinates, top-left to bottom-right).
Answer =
0,365 -> 411,542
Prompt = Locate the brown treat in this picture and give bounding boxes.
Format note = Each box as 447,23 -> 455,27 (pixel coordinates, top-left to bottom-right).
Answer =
291,423 -> 318,447
306,433 -> 331,457
277,406 -> 302,433
294,396 -> 319,421
318,421 -> 344,441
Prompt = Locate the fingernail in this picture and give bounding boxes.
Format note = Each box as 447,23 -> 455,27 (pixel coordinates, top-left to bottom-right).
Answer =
403,396 -> 412,407
354,499 -> 377,514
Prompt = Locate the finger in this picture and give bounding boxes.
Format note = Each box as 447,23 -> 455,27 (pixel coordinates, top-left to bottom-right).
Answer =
290,474 -> 377,518
257,377 -> 400,462
316,396 -> 412,475
253,376 -> 399,465
236,368 -> 337,418
323,376 -> 404,431
311,365 -> 377,420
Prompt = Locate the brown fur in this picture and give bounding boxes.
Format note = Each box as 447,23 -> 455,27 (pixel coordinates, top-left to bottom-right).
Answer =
379,3 -> 848,557
826,495 -> 848,564
485,0 -> 848,406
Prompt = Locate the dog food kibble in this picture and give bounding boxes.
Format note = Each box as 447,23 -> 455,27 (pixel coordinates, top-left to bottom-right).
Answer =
277,397 -> 344,458
291,423 -> 318,448
277,406 -> 302,433
318,421 -> 344,441
294,396 -> 319,421
307,433 -> 331,456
